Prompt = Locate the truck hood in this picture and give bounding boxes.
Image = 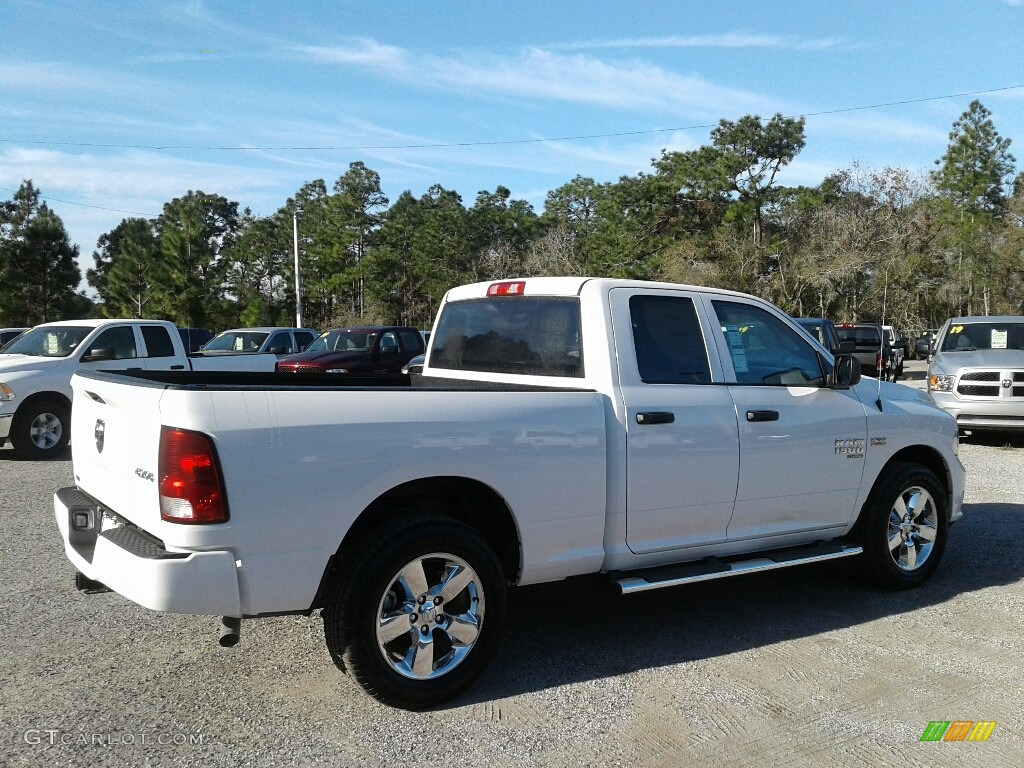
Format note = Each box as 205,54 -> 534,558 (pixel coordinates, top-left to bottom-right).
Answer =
932,349 -> 1024,370
0,354 -> 63,375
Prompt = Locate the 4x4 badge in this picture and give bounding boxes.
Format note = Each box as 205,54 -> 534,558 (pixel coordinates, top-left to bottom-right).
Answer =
94,419 -> 105,453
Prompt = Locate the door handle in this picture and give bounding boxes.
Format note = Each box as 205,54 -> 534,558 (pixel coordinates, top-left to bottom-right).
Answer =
636,411 -> 675,425
170,364 -> 185,370
746,410 -> 779,422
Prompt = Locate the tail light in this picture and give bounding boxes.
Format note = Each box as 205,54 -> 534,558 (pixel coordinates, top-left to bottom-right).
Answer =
159,427 -> 229,524
875,352 -> 883,371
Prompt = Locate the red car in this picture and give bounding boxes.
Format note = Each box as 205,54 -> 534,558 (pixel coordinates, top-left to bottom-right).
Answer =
275,326 -> 424,375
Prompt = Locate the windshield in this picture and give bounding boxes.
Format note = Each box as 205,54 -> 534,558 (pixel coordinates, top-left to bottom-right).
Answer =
202,330 -> 269,352
304,330 -> 379,353
940,322 -> 1024,352
1,325 -> 92,357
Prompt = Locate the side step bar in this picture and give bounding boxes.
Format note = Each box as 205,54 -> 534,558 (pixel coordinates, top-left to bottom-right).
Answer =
611,543 -> 863,594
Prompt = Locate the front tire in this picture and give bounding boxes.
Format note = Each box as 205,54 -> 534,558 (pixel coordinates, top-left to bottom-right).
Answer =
323,514 -> 506,710
11,399 -> 70,460
857,462 -> 948,589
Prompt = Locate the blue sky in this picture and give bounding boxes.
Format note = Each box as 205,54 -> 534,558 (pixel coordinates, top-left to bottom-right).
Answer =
2,0 -> 1023,275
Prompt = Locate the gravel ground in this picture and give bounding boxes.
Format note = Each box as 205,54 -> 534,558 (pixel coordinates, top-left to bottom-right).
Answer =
2,358 -> 1021,767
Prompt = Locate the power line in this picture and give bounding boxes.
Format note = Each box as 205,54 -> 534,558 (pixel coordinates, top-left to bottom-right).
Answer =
0,186 -> 159,217
1,84 -> 1022,153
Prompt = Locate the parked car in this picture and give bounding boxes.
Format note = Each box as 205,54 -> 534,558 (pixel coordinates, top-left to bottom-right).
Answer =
835,322 -> 897,381
0,319 -> 281,459
401,354 -> 425,375
197,327 -> 317,356
0,327 -> 29,350
792,317 -> 852,356
176,327 -> 213,353
882,325 -> 905,378
276,326 -> 425,375
914,329 -> 938,360
927,316 -> 1024,432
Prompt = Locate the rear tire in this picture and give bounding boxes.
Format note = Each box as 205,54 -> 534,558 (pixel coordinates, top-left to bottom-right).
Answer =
11,399 -> 70,460
323,514 -> 506,710
857,462 -> 948,589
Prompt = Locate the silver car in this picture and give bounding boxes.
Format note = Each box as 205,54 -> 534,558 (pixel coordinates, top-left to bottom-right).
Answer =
927,316 -> 1024,432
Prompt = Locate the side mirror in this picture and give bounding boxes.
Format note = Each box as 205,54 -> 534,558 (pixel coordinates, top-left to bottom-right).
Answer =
830,353 -> 861,389
82,348 -> 115,362
268,345 -> 288,355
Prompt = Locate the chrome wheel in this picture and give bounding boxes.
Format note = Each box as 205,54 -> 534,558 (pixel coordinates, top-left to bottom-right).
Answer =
886,484 -> 939,572
376,553 -> 484,681
29,410 -> 63,450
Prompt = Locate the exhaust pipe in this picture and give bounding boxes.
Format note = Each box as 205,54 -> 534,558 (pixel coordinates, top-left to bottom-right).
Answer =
74,572 -> 111,594
219,616 -> 241,647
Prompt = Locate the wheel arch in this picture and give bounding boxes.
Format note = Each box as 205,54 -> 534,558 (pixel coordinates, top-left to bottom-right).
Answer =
312,476 -> 521,610
851,444 -> 953,538
14,390 -> 72,421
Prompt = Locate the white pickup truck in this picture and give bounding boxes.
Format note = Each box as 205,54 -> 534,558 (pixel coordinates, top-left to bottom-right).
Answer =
54,278 -> 965,710
1,319 -> 279,459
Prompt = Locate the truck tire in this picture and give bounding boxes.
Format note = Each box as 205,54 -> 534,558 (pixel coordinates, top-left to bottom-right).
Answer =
11,399 -> 70,460
323,514 -> 506,710
857,462 -> 948,590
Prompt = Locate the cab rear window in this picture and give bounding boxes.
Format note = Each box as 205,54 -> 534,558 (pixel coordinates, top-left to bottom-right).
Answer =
431,297 -> 583,377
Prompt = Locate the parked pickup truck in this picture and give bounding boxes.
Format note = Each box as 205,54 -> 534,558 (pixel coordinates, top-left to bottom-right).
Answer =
1,319 -> 280,459
836,322 -> 897,381
54,278 -> 965,710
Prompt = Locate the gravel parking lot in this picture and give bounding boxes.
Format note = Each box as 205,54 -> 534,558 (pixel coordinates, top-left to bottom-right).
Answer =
2,358 -> 1021,767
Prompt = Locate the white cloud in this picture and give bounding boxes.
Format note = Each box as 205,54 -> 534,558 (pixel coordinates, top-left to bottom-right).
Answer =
548,33 -> 845,52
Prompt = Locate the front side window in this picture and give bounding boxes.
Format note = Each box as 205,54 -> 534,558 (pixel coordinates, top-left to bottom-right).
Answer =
712,300 -> 824,386
85,326 -> 137,360
431,297 -> 583,377
629,295 -> 711,385
266,331 -> 291,352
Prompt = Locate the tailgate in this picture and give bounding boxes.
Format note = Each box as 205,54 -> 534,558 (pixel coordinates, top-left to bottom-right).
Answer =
70,371 -> 165,529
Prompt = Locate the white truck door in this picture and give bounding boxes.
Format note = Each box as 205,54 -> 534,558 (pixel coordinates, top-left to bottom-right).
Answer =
705,297 -> 868,540
611,288 -> 740,554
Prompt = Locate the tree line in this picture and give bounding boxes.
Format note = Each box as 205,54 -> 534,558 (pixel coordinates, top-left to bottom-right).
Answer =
2,100 -> 1021,337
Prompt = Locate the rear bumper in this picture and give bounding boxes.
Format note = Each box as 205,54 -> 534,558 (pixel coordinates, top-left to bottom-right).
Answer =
54,487 -> 241,616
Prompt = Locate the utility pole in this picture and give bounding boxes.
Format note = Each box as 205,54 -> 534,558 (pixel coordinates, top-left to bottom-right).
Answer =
293,211 -> 303,328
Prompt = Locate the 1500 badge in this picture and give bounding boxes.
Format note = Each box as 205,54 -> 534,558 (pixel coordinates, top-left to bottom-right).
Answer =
835,438 -> 865,458
135,468 -> 154,482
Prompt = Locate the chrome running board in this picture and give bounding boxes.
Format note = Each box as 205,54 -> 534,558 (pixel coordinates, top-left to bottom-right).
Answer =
612,543 -> 863,594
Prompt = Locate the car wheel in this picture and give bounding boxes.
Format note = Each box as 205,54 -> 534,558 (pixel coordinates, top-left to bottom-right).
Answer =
857,462 -> 948,590
11,399 -> 70,460
323,514 -> 506,710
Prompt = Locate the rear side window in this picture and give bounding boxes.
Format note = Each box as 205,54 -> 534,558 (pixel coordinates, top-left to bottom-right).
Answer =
141,326 -> 175,358
629,295 -> 711,384
431,297 -> 583,377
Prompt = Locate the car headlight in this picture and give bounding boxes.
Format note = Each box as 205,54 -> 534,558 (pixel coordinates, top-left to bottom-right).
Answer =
929,374 -> 955,392
0,383 -> 15,401
325,368 -> 348,374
